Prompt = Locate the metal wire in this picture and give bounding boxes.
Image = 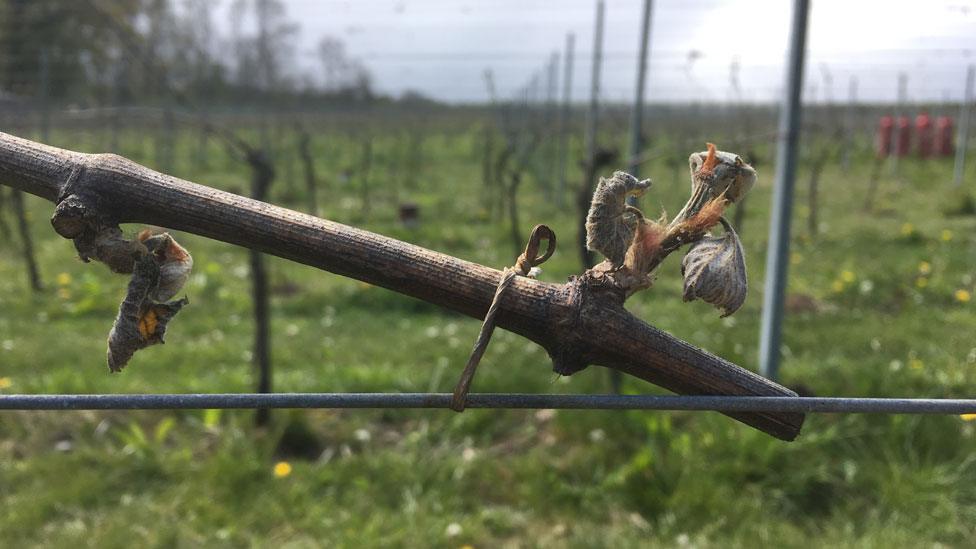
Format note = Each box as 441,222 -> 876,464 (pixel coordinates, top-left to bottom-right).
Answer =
1,393 -> 975,414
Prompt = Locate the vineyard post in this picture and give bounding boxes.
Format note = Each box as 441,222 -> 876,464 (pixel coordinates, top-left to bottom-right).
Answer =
953,65 -> 974,188
841,76 -> 858,173
578,0 -> 605,270
545,51 -> 560,200
613,0 -> 654,394
890,72 -> 908,177
758,0 -> 810,381
556,32 -> 575,208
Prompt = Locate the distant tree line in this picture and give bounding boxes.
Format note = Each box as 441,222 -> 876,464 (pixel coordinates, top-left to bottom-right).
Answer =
0,0 -> 391,109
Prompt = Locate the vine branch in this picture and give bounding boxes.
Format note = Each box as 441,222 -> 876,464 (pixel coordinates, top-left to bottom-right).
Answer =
0,131 -> 804,441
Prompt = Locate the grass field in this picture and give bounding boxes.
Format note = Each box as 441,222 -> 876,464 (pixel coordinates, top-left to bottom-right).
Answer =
1,119 -> 975,547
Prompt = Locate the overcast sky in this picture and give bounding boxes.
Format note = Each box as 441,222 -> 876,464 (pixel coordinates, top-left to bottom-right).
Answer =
221,0 -> 976,104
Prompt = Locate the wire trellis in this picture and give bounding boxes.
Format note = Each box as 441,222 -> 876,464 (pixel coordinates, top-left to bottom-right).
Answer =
1,393 -> 975,415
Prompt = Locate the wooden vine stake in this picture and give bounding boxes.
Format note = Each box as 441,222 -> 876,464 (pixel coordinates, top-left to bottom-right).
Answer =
0,132 -> 804,441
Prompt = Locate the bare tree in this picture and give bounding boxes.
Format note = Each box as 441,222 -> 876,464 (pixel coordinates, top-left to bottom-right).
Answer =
862,156 -> 885,213
181,0 -> 220,168
805,66 -> 841,238
295,123 -> 320,217
246,149 -> 275,426
11,190 -> 43,292
143,0 -> 179,172
481,125 -> 496,218
727,56 -> 760,235
0,187 -> 12,238
317,35 -> 373,99
231,0 -> 297,93
359,137 -> 373,219
317,37 -> 347,92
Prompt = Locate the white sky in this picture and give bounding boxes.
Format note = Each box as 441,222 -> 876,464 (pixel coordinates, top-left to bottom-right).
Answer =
219,0 -> 976,104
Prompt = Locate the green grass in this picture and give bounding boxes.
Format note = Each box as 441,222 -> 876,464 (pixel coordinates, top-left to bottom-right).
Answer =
1,121 -> 975,547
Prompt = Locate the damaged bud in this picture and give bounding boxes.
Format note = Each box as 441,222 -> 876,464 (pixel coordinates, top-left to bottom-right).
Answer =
74,226 -> 146,274
585,171 -> 652,266
106,231 -> 192,372
681,217 -> 747,317
138,230 -> 194,301
671,143 -> 756,228
582,143 -> 755,306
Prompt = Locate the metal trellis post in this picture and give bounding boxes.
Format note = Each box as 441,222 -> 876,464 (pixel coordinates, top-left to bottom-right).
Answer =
890,72 -> 908,176
627,0 -> 653,180
758,0 -> 810,381
842,76 -> 858,172
954,65 -> 975,188
556,33 -> 575,207
546,51 -> 560,199
612,0 -> 654,394
39,48 -> 50,143
584,0 -> 605,172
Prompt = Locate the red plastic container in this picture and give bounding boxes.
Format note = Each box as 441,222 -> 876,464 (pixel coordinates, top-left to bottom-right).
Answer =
915,113 -> 933,158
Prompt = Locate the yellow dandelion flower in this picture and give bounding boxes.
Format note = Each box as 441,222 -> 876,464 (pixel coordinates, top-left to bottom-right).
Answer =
459,545 -> 476,549
941,229 -> 953,242
56,272 -> 72,286
918,261 -> 931,275
900,223 -> 914,236
961,413 -> 976,421
273,461 -> 292,478
915,277 -> 928,289
790,253 -> 803,265
831,280 -> 845,293
841,270 -> 856,283
909,358 -> 924,370
0,377 -> 11,389
956,289 -> 972,303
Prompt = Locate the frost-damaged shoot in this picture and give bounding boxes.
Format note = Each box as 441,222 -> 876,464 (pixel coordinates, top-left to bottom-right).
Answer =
51,186 -> 194,371
454,143 -> 756,403
106,231 -> 193,372
585,142 -> 755,314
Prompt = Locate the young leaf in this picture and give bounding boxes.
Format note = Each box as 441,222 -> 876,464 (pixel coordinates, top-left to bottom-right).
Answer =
680,218 -> 747,317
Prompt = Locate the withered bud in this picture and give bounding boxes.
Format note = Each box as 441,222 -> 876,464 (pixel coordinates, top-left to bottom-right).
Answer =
723,161 -> 755,204
674,145 -> 757,227
105,232 -> 192,372
139,231 -> 193,302
681,218 -> 747,317
73,226 -> 147,274
585,171 -> 652,267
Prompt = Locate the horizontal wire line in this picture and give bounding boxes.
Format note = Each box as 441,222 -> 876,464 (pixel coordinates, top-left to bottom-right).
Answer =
1,394 -> 975,414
